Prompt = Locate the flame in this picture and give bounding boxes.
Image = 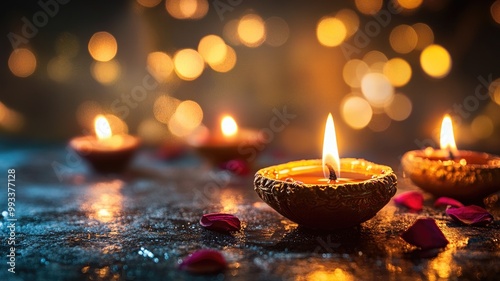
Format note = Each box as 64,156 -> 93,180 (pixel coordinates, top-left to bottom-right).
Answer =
440,114 -> 457,153
322,113 -> 340,180
94,115 -> 112,140
221,115 -> 238,137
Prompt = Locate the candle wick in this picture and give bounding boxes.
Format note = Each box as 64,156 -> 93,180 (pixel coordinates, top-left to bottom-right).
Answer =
448,149 -> 455,160
325,163 -> 337,181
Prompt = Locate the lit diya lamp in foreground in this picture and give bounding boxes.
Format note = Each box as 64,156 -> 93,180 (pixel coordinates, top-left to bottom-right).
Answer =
70,115 -> 140,173
402,114 -> 500,202
189,115 -> 264,165
254,114 -> 397,230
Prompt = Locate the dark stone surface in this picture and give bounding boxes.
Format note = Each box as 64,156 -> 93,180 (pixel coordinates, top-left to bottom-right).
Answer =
1,146 -> 499,281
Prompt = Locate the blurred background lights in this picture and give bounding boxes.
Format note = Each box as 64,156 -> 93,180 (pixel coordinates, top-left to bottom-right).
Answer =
343,59 -> 369,88
173,49 -> 204,81
362,50 -> 388,67
412,23 -> 434,50
103,114 -> 129,135
383,58 -> 412,87
368,113 -> 392,132
168,100 -> 203,137
491,0 -> 500,24
153,95 -> 181,124
397,0 -> 423,10
341,95 -> 373,129
198,35 -> 227,65
264,17 -> 290,47
384,93 -> 413,121
389,25 -> 418,54
471,115 -> 494,139
316,17 -> 346,47
91,60 -> 121,85
55,32 -> 80,58
47,57 -> 73,82
137,0 -> 162,8
137,118 -> 169,145
223,19 -> 241,46
8,48 -> 37,78
354,0 -> 382,15
420,44 -> 452,78
0,101 -> 24,132
88,31 -> 117,62
165,0 -> 209,20
335,9 -> 359,38
147,51 -> 174,83
238,14 -> 266,47
489,78 -> 500,105
208,45 -> 237,73
361,72 -> 394,107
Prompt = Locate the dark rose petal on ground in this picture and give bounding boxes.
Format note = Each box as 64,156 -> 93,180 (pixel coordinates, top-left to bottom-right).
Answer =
220,159 -> 251,176
394,191 -> 424,211
200,213 -> 241,232
446,205 -> 494,226
401,218 -> 449,249
178,249 -> 227,274
434,197 -> 464,208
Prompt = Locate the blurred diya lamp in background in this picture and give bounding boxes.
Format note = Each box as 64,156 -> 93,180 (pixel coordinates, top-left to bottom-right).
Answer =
254,114 -> 397,230
188,115 -> 265,166
402,114 -> 500,202
70,115 -> 140,173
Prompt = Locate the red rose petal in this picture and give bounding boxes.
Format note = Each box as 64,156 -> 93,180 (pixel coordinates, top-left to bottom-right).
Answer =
401,218 -> 449,249
445,205 -> 494,226
434,197 -> 464,208
178,249 -> 227,274
200,213 -> 241,232
394,191 -> 424,211
220,159 -> 251,176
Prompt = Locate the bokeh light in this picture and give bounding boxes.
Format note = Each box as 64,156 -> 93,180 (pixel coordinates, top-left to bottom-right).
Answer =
354,0 -> 382,15
316,17 -> 346,47
198,35 -> 227,65
361,73 -> 395,107
209,45 -> 237,73
238,14 -> 266,47
264,17 -> 290,47
341,95 -> 373,129
55,32 -> 79,58
47,57 -> 73,82
491,0 -> 500,24
88,31 -> 117,62
173,49 -> 204,81
368,113 -> 391,132
384,93 -> 412,121
383,58 -> 412,87
412,23 -> 434,50
336,9 -> 359,38
168,100 -> 203,137
8,48 -> 37,78
138,118 -> 169,144
489,78 -> 500,105
389,25 -> 418,54
147,51 -> 174,82
223,19 -> 241,46
137,0 -> 162,8
104,114 -> 128,135
165,0 -> 209,20
397,0 -> 423,10
362,50 -> 388,66
153,95 -> 181,124
91,60 -> 121,85
0,101 -> 24,132
420,44 -> 452,78
343,59 -> 369,88
471,115 -> 494,139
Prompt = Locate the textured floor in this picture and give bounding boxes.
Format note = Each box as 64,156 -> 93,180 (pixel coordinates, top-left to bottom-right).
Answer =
0,146 -> 499,281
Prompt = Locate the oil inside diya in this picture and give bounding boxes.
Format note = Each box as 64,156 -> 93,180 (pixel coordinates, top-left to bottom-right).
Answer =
254,159 -> 397,230
402,114 -> 500,202
70,115 -> 140,173
188,115 -> 265,165
253,114 -> 397,230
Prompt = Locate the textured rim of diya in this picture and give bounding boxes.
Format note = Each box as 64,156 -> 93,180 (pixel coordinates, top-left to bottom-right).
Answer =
402,149 -> 500,201
254,159 -> 397,230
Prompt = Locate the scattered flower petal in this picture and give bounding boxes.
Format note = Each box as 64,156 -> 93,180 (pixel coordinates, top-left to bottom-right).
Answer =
446,205 -> 494,226
200,213 -> 241,232
434,197 -> 464,208
220,159 -> 250,175
178,249 -> 226,274
401,218 -> 449,249
394,191 -> 424,211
